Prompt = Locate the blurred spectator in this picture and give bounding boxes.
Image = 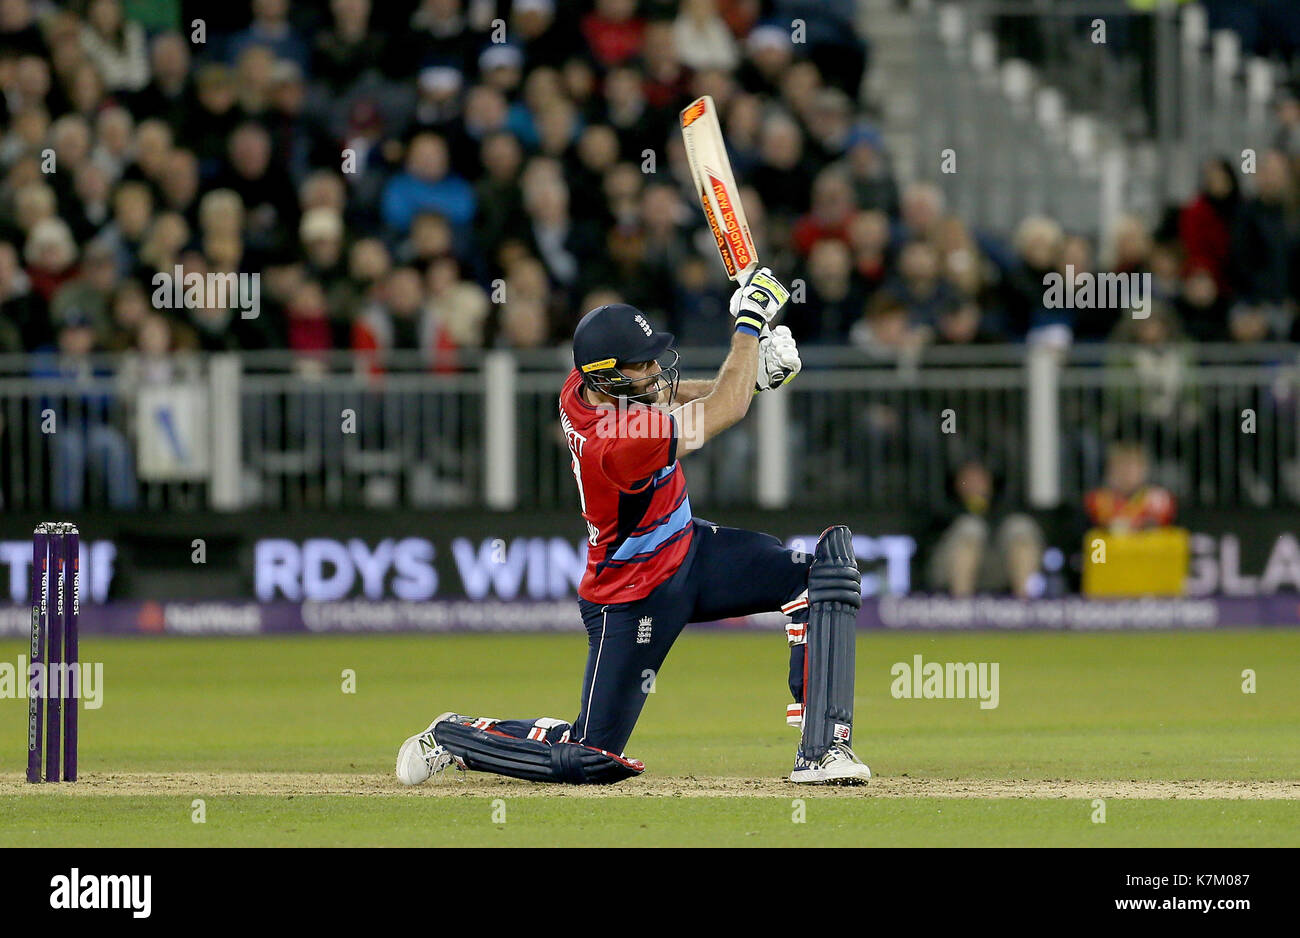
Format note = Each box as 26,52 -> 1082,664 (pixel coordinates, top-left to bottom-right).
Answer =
1178,157 -> 1239,294
314,0 -> 387,94
119,311 -> 198,386
1,106 -> 49,169
1109,213 -> 1153,277
502,255 -> 559,339
1229,150 -> 1296,316
353,266 -> 454,372
934,301 -> 999,347
401,212 -> 452,272
51,237 -> 115,335
69,162 -> 111,242
103,278 -> 148,351
1059,233 -> 1111,342
582,0 -> 645,68
300,207 -> 346,285
837,124 -> 898,216
1105,304 -> 1199,451
426,255 -> 488,349
284,279 -> 333,359
668,254 -> 729,345
0,0 -> 46,59
121,117 -> 171,198
925,459 -> 1043,597
894,182 -> 944,246
380,133 -> 475,238
99,180 -> 151,277
1229,305 -> 1278,343
1085,442 -> 1176,532
1177,266 -> 1231,342
499,296 -> 550,348
335,236 -> 390,316
1000,215 -> 1063,340
802,88 -> 855,165
158,148 -> 198,221
89,106 -> 132,180
850,292 -> 930,360
11,180 -> 57,241
879,240 -> 954,329
39,315 -> 136,510
776,0 -> 868,98
522,169 -> 596,294
126,32 -> 191,132
602,65 -> 656,159
227,0 -> 308,71
845,208 -> 890,296
750,112 -> 813,218
738,25 -> 792,98
514,1 -> 579,72
788,239 -> 865,344
936,218 -> 990,304
792,167 -> 856,257
190,64 -> 239,164
409,0 -> 483,77
79,0 -> 148,93
0,239 -> 43,347
638,182 -> 691,312
24,216 -> 78,301
212,122 -> 296,255
479,44 -> 525,99
674,0 -> 739,72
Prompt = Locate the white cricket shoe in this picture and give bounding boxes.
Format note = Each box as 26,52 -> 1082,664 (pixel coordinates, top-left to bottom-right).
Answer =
395,712 -> 463,786
789,744 -> 872,785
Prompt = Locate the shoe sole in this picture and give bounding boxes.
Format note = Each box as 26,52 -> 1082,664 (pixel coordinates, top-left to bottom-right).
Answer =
789,767 -> 872,785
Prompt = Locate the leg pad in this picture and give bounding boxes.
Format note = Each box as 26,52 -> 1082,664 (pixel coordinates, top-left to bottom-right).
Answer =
800,525 -> 861,761
434,720 -> 645,785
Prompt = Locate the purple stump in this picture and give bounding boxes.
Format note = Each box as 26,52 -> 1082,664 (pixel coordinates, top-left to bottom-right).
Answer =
26,526 -> 47,784
45,525 -> 64,783
64,527 -> 79,781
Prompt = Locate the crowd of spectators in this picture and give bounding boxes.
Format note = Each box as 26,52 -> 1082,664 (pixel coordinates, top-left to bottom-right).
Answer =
0,0 -> 1298,380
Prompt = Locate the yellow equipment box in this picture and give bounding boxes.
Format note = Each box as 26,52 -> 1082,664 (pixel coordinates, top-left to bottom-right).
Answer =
1082,527 -> 1190,597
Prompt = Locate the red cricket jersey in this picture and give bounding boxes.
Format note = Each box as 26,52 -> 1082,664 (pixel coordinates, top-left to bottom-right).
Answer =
1084,485 -> 1177,529
559,369 -> 694,604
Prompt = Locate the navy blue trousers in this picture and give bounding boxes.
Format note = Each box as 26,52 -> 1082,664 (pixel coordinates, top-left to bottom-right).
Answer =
569,520 -> 810,754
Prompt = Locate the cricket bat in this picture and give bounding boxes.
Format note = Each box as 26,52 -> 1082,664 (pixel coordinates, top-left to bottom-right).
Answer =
681,96 -> 791,385
680,95 -> 759,283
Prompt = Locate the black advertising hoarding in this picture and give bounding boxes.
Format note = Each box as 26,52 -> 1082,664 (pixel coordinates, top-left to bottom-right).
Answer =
2,507 -> 1299,604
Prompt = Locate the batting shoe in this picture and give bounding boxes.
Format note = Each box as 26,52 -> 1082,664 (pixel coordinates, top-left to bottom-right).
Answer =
789,744 -> 872,785
395,712 -> 465,786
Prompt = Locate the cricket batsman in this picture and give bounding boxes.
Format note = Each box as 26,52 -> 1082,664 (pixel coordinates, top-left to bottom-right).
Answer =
396,268 -> 869,785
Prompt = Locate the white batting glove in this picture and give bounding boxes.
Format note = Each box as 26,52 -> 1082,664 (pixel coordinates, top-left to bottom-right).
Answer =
755,324 -> 801,391
729,267 -> 790,335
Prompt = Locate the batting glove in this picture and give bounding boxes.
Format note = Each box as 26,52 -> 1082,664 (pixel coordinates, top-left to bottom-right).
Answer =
755,325 -> 801,392
729,267 -> 790,336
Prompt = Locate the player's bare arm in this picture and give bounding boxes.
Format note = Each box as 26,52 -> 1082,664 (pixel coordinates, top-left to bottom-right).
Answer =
671,379 -> 716,404
672,268 -> 792,454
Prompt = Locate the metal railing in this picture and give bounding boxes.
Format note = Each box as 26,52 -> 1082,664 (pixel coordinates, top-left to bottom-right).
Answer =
2,345 -> 1299,514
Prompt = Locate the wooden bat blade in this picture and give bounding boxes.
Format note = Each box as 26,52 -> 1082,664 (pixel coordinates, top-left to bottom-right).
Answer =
680,95 -> 759,282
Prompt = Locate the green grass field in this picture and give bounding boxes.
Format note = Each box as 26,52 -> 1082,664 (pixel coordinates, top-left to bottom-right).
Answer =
2,630 -> 1298,846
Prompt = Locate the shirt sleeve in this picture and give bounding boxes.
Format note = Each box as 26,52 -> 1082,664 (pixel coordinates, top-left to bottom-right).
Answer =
597,407 -> 677,492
